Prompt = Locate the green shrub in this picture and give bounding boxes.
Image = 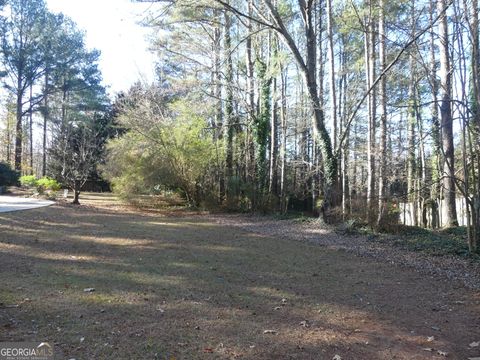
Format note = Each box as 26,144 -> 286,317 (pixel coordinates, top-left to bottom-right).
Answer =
0,162 -> 19,187
36,177 -> 61,193
19,175 -> 61,194
19,175 -> 37,187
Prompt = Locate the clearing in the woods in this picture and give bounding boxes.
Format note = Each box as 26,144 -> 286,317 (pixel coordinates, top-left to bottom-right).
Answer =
0,194 -> 479,359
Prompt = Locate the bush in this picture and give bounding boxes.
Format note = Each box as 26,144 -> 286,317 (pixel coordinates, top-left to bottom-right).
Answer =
19,175 -> 37,187
19,175 -> 61,194
36,177 -> 61,193
0,162 -> 19,187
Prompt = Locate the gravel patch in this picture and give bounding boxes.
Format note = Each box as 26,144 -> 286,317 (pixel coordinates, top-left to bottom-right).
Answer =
210,213 -> 480,290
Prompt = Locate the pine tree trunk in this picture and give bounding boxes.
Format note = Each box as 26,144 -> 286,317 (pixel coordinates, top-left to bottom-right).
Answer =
407,67 -> 417,226
42,72 -> 49,177
268,79 -> 278,196
246,0 -> 256,208
365,6 -> 376,224
14,74 -> 23,171
377,0 -> 388,227
269,36 -> 279,196
29,85 -> 34,175
326,0 -> 337,150
469,0 -> 480,250
280,66 -> 287,213
224,7 -> 235,202
429,0 -> 441,228
437,0 -> 458,227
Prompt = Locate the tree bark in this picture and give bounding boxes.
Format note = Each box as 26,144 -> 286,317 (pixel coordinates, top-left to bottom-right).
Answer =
224,6 -> 235,202
29,84 -> 34,174
42,71 -> 49,177
437,0 -> 458,227
73,183 -> 80,205
469,0 -> 480,250
269,73 -> 279,195
14,74 -> 24,171
377,0 -> 387,227
245,0 -> 256,207
365,3 -> 376,223
280,64 -> 287,213
429,0 -> 441,228
326,0 -> 337,150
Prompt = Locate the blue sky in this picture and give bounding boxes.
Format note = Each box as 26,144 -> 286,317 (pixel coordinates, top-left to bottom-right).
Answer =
46,0 -> 157,96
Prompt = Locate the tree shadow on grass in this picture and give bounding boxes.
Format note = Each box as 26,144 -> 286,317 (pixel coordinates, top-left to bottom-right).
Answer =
0,202 -> 479,359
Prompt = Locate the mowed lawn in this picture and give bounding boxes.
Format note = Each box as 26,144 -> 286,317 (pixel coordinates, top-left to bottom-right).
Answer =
0,194 -> 479,359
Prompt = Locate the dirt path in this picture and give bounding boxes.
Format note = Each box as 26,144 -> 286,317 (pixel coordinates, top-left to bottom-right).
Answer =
0,194 -> 479,359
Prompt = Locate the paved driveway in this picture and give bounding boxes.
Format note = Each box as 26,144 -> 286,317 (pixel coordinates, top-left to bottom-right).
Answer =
0,196 -> 54,213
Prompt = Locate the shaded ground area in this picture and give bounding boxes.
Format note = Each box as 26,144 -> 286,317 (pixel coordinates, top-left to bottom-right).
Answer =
0,193 -> 479,359
210,215 -> 480,291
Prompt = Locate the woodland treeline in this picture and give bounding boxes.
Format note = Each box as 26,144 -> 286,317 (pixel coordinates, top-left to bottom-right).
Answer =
0,0 -> 114,203
0,0 -> 479,253
103,0 -> 479,252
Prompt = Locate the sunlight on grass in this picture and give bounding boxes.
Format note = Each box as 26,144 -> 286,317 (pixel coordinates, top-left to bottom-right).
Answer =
169,261 -> 197,269
145,221 -> 184,227
0,242 -> 101,262
193,244 -> 242,252
67,267 -> 186,287
247,286 -> 295,301
69,235 -> 155,247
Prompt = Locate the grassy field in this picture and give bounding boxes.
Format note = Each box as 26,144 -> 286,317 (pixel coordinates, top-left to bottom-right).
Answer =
0,193 -> 479,359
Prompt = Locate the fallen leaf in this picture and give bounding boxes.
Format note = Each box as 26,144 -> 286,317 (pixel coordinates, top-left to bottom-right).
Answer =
333,355 -> 342,360
427,336 -> 435,342
470,342 -> 480,348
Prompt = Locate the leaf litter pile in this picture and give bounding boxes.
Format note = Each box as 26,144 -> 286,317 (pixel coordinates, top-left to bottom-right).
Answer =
0,193 -> 479,359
